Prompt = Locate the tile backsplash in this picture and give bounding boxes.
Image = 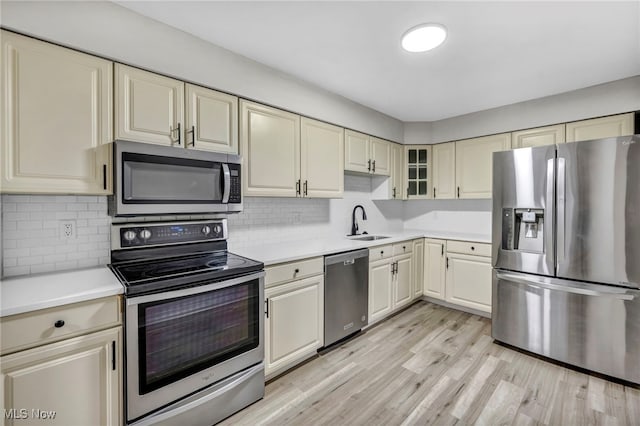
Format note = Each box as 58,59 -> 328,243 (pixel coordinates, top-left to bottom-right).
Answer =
1,195 -> 111,277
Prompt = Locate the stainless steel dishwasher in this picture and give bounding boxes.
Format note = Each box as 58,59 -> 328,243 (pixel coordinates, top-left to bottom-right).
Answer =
324,248 -> 369,347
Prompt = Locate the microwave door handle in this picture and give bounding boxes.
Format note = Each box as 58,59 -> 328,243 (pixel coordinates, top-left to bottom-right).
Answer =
222,163 -> 231,203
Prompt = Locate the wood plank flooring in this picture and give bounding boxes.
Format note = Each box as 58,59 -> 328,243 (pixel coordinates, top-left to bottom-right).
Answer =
221,301 -> 640,426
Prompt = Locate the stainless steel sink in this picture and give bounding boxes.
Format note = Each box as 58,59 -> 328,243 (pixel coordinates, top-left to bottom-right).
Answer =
348,235 -> 390,241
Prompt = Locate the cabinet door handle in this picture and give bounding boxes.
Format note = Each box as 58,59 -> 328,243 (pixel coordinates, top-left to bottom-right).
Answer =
446,257 -> 449,269
296,179 -> 301,195
433,187 -> 436,198
457,186 -> 460,198
54,320 -> 65,328
102,164 -> 107,191
441,244 -> 444,256
265,299 -> 269,318
188,125 -> 195,146
303,180 -> 308,196
111,340 -> 116,371
368,159 -> 372,172
372,160 -> 376,173
393,187 -> 396,199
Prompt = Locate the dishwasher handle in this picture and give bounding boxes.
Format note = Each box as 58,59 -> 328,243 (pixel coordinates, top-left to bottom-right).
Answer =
324,248 -> 369,266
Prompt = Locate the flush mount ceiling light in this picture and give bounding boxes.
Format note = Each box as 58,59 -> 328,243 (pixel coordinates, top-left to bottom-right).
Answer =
401,24 -> 447,53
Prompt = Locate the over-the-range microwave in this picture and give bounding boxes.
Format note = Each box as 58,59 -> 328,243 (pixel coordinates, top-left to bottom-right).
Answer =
109,140 -> 242,216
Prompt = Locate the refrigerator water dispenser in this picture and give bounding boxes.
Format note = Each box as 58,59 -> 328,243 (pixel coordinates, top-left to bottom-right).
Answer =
502,208 -> 544,253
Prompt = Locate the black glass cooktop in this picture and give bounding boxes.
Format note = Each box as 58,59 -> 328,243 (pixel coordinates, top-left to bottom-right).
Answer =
110,250 -> 263,296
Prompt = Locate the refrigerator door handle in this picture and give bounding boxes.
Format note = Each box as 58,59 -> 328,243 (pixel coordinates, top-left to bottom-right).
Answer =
495,271 -> 635,300
556,157 -> 566,266
546,158 -> 555,272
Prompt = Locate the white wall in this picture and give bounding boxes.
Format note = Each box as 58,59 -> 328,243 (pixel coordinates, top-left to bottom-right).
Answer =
403,199 -> 492,236
405,76 -> 640,144
0,1 -> 404,143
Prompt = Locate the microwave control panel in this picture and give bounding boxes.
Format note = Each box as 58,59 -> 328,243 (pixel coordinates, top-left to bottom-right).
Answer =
228,164 -> 241,203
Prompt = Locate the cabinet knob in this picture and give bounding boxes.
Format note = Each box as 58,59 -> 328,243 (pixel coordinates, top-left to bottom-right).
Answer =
380,250 -> 384,255
294,268 -> 300,274
403,245 -> 406,250
54,320 -> 65,328
471,246 -> 475,251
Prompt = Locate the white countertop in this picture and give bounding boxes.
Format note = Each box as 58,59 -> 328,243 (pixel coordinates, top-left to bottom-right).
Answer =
1,267 -> 124,317
233,229 -> 491,266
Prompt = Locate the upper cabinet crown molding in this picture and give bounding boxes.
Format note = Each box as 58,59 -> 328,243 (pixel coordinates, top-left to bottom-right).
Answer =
115,64 -> 238,153
512,124 -> 566,148
565,113 -> 634,143
1,30 -> 113,194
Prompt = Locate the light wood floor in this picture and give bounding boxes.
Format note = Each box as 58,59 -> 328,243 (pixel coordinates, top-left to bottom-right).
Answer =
222,301 -> 640,425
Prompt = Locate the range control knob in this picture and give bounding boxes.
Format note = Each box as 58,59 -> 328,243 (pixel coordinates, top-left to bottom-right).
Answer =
139,229 -> 152,240
201,225 -> 211,236
213,224 -> 222,236
123,230 -> 137,242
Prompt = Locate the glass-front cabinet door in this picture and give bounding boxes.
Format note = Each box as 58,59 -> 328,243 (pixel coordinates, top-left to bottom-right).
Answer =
405,145 -> 432,199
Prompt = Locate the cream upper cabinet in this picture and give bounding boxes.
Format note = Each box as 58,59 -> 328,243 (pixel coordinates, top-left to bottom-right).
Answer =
565,113 -> 634,142
264,274 -> 324,378
405,145 -> 432,199
1,327 -> 122,426
512,124 -> 566,148
185,84 -> 238,153
240,100 -> 300,197
390,143 -> 404,199
300,117 -> 344,198
423,239 -> 446,300
432,142 -> 456,199
344,129 -> 370,173
115,64 -> 184,147
1,30 -> 112,194
455,133 -> 511,199
344,131 -> 391,176
370,137 -> 391,176
412,239 -> 424,299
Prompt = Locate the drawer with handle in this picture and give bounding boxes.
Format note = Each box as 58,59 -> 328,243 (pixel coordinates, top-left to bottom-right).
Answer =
369,245 -> 393,262
446,240 -> 491,257
0,296 -> 121,356
392,241 -> 413,256
265,256 -> 323,288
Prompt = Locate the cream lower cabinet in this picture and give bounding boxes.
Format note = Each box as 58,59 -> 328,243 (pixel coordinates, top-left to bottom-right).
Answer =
1,30 -> 112,194
512,124 -> 566,148
368,257 -> 394,324
264,259 -> 324,379
445,242 -> 492,314
368,241 -> 414,325
565,113 -> 634,142
455,133 -> 511,199
1,327 -> 122,426
412,239 -> 424,299
423,239 -> 446,299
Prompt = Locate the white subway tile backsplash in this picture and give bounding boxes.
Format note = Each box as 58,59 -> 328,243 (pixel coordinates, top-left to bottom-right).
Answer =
1,194 -> 111,277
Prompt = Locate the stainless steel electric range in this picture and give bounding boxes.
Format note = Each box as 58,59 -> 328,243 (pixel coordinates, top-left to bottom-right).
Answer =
109,219 -> 265,426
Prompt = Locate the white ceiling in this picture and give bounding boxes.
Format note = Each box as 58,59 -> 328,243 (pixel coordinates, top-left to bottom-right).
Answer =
117,1 -> 640,122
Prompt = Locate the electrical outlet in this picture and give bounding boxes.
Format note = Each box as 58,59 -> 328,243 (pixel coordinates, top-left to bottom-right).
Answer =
59,220 -> 76,240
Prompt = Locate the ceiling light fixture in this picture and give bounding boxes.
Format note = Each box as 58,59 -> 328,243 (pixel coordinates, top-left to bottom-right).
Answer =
401,23 -> 447,53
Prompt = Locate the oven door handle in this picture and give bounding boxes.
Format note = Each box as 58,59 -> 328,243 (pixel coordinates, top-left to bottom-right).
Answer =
130,362 -> 264,426
222,163 -> 231,204
127,271 -> 265,306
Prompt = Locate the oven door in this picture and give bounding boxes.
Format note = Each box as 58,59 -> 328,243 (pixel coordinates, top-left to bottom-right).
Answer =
125,271 -> 264,423
112,140 -> 241,216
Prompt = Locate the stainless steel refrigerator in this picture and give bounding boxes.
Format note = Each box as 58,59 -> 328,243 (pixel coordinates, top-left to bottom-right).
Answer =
492,134 -> 640,384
